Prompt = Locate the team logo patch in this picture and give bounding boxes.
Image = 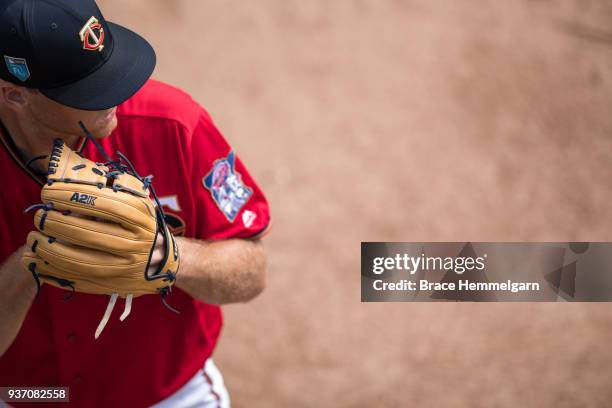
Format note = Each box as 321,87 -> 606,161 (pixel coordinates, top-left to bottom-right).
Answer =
4,56 -> 30,82
79,16 -> 105,52
203,152 -> 252,222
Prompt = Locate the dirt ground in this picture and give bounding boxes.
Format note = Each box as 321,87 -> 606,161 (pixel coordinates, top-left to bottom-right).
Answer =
101,1 -> 612,406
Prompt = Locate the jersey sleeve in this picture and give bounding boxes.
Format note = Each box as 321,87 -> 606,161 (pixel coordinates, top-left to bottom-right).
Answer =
186,108 -> 271,240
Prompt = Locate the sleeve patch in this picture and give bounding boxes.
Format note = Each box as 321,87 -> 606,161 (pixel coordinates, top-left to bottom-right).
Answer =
202,151 -> 253,222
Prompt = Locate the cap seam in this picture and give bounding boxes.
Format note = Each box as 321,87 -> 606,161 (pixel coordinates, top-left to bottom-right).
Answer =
0,0 -> 22,20
22,0 -> 43,84
41,0 -> 91,26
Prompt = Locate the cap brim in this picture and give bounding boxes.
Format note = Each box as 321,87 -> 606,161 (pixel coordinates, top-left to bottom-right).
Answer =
40,22 -> 156,111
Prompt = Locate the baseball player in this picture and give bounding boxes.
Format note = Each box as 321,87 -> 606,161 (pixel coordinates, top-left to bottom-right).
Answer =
0,0 -> 270,407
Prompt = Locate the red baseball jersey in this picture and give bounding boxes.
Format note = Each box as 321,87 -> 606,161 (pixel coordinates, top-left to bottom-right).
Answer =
0,80 -> 270,407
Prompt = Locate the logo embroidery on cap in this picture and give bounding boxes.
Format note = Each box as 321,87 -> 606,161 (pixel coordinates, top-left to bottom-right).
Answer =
79,16 -> 105,52
203,151 -> 253,222
4,56 -> 30,82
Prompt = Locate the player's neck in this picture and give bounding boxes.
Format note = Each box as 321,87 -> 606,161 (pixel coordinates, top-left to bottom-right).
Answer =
0,108 -> 81,173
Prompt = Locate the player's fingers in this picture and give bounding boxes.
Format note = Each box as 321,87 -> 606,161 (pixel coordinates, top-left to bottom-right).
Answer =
33,209 -> 154,255
148,235 -> 165,264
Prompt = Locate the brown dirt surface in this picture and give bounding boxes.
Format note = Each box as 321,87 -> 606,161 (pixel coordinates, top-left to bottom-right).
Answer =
101,1 -> 612,406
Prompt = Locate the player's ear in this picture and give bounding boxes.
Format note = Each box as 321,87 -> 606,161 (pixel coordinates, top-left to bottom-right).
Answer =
0,79 -> 30,110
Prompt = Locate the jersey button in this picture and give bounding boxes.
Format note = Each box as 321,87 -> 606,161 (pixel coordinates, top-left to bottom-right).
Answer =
67,333 -> 77,343
74,374 -> 83,384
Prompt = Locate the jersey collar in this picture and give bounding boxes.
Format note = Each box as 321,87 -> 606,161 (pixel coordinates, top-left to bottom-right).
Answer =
0,120 -> 86,186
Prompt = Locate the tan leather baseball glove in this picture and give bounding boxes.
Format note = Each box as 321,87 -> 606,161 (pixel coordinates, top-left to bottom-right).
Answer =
22,128 -> 179,338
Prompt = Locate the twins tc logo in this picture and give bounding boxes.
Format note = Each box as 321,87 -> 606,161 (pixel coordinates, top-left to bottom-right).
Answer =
79,16 -> 105,52
70,193 -> 97,206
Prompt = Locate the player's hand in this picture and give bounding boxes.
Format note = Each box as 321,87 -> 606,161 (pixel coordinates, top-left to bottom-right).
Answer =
147,235 -> 169,277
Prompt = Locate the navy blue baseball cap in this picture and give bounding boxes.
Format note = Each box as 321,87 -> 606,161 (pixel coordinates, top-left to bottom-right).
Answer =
0,0 -> 156,110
